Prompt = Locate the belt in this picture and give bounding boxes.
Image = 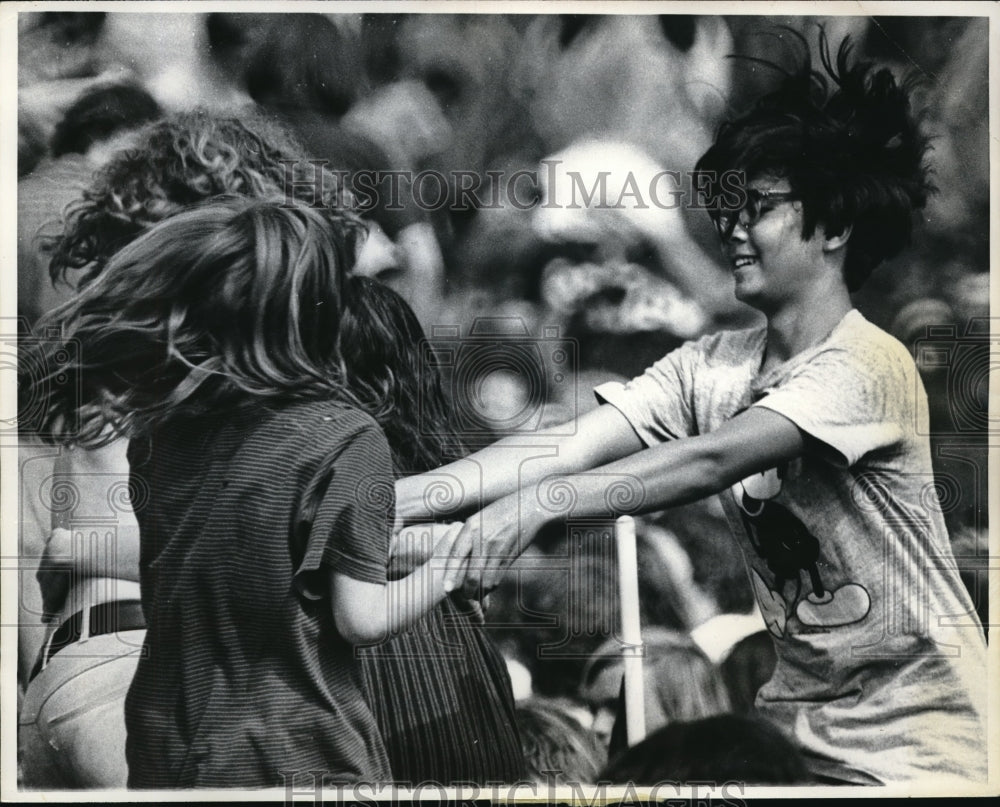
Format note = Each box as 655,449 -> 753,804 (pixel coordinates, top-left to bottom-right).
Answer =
29,600 -> 146,683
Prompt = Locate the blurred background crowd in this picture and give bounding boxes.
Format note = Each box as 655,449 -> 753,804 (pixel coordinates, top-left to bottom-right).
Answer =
17,9 -> 991,785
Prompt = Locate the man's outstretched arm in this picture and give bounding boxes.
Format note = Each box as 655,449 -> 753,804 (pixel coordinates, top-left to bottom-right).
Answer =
441,406 -> 807,593
394,403 -> 645,524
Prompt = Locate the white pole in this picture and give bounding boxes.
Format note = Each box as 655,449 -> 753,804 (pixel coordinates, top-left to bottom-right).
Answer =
615,515 -> 645,747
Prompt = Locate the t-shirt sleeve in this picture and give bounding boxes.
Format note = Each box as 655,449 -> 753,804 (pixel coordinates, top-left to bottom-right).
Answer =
593,338 -> 704,446
751,340 -> 913,468
292,423 -> 395,600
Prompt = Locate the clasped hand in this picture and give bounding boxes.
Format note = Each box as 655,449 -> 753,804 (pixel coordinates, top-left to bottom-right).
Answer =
390,492 -> 546,599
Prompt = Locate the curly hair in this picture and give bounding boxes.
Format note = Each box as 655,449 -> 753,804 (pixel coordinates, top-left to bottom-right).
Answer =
46,110 -> 357,289
340,276 -> 463,474
695,30 -> 933,291
26,198 -> 363,446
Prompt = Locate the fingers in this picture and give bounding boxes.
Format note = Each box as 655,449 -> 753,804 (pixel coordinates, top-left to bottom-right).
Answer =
481,522 -> 528,594
481,538 -> 510,594
443,521 -> 476,593
432,522 -> 464,554
460,576 -> 481,602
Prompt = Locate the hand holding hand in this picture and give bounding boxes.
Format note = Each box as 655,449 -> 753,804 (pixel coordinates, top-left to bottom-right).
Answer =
389,522 -> 462,580
442,492 -> 548,598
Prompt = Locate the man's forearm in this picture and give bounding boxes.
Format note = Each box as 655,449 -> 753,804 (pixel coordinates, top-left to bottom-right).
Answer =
520,408 -> 807,526
396,405 -> 644,522
522,437 -> 727,527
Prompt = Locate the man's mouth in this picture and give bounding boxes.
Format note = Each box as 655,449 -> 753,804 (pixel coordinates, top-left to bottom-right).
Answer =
732,256 -> 757,270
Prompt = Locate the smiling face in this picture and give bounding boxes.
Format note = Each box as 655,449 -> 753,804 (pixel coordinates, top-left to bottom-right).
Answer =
721,176 -> 831,313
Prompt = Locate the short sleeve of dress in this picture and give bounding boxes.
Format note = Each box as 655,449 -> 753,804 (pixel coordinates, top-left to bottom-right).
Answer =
292,423 -> 395,600
752,339 -> 913,468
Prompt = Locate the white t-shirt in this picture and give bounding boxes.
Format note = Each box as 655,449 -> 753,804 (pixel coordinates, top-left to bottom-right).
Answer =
596,309 -> 987,785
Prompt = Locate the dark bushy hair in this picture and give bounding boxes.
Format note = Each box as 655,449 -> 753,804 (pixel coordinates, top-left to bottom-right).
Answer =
340,276 -> 462,473
602,714 -> 809,785
207,13 -> 366,116
695,31 -> 933,291
719,630 -> 777,715
46,111 -> 356,289
50,83 -> 162,157
26,198 -> 362,446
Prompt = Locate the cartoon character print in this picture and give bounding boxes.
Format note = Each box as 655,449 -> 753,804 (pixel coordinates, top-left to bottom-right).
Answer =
734,465 -> 871,638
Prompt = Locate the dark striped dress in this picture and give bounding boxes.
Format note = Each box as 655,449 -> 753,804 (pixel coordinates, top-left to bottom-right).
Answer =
359,593 -> 525,784
125,401 -> 394,788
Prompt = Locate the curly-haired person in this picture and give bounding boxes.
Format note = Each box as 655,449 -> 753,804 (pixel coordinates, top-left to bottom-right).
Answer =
396,36 -> 988,785
19,111 -> 359,789
25,197 -> 471,787
20,113 -> 524,788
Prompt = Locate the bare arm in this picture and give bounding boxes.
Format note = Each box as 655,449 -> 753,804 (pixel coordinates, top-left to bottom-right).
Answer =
394,404 -> 644,525
443,406 -> 807,592
329,523 -> 460,645
42,526 -> 142,583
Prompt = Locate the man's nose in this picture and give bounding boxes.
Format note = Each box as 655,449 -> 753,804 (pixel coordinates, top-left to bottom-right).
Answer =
726,219 -> 750,242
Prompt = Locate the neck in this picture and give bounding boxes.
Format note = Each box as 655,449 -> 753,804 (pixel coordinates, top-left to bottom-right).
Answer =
762,282 -> 853,368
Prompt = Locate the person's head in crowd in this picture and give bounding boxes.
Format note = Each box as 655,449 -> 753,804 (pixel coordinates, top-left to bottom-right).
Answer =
45,111 -> 356,291
644,641 -> 731,726
580,629 -> 730,752
718,630 -> 777,715
694,31 -> 932,298
889,297 -> 956,357
207,13 -> 366,116
28,197 -> 363,446
601,714 -> 809,785
21,86 -> 164,325
515,697 -> 606,786
288,120 -> 447,326
486,532 -> 628,700
50,83 -> 162,159
340,275 -> 462,474
18,117 -> 48,177
655,502 -> 757,617
19,12 -> 107,83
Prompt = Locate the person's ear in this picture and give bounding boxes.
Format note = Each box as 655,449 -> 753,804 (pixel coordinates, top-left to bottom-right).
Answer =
822,223 -> 852,252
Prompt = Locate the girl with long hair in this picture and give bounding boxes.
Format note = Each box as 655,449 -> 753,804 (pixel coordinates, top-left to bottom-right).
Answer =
25,197 -> 458,788
21,111 -> 524,788
18,112 -> 359,789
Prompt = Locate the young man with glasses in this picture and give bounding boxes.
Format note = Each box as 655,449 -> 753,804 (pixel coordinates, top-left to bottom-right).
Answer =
395,38 -> 987,785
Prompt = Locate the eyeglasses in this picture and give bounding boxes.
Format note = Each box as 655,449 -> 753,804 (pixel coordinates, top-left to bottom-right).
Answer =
711,189 -> 799,239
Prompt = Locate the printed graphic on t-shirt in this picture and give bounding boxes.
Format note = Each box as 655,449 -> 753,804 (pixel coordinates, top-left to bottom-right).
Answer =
734,466 -> 871,638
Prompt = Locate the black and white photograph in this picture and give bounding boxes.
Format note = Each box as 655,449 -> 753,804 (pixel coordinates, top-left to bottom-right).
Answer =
3,1 -> 997,800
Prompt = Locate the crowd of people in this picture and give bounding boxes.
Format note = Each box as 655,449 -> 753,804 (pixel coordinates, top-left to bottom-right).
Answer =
14,10 -> 990,792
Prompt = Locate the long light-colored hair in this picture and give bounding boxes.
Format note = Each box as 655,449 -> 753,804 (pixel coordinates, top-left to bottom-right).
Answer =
26,197 -> 362,446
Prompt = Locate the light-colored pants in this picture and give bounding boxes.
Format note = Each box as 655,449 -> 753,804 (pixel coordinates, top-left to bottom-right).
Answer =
19,628 -> 146,789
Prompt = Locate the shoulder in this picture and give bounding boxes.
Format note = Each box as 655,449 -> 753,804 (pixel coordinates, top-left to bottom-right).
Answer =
273,399 -> 383,439
677,324 -> 766,367
822,311 -> 917,378
279,399 -> 379,434
244,399 -> 390,468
